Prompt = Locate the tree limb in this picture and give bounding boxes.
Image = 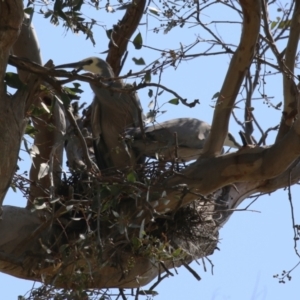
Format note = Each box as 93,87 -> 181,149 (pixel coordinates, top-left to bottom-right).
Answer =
202,0 -> 261,157
106,0 -> 147,75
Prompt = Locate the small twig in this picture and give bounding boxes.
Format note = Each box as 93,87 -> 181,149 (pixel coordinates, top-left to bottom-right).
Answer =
173,132 -> 179,172
201,257 -> 207,272
244,71 -> 254,141
232,110 -> 246,131
244,194 -> 260,210
134,287 -> 139,300
118,289 -> 127,300
182,261 -> 201,281
159,261 -> 174,276
154,66 -> 163,112
136,82 -> 200,108
204,256 -> 215,275
149,273 -> 168,291
257,125 -> 279,146
288,168 -> 300,258
119,50 -> 128,75
96,185 -> 103,249
64,106 -> 96,172
48,142 -> 62,201
238,131 -> 248,147
249,111 -> 265,145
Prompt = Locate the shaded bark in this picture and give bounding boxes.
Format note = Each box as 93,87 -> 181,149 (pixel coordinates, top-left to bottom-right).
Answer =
106,0 -> 147,75
0,0 -> 25,206
9,15 -> 66,208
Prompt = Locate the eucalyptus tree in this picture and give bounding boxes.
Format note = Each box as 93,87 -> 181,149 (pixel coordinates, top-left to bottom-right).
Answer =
0,0 -> 299,298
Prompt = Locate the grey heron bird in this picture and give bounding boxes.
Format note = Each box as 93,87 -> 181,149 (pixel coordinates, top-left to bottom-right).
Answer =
54,57 -> 144,170
126,118 -> 241,162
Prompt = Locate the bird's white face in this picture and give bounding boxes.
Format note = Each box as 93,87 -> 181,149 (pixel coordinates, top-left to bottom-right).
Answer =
81,58 -> 103,75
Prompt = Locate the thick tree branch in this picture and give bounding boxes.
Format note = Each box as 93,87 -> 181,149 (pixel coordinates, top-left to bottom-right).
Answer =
202,0 -> 261,157
12,14 -> 42,81
277,0 -> 300,140
151,120 -> 300,213
0,0 -> 25,206
10,19 -> 66,208
0,0 -> 23,93
106,0 -> 147,75
261,1 -> 300,141
28,97 -> 66,209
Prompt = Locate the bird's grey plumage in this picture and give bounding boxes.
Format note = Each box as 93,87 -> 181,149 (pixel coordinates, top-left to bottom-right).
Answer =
55,57 -> 144,170
126,118 -> 241,162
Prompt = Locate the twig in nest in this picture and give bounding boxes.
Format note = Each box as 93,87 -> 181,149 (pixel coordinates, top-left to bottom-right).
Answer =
203,256 -> 215,275
118,289 -> 127,300
149,273 -> 169,291
173,131 -> 179,172
96,186 -> 103,249
159,261 -> 174,276
171,186 -> 189,218
182,261 -> 201,281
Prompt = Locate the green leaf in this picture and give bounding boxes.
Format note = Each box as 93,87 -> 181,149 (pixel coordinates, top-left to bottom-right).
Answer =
60,93 -> 72,106
53,0 -> 68,21
144,70 -> 151,82
25,125 -> 38,138
73,82 -> 81,89
131,236 -> 142,250
127,171 -> 136,183
168,98 -> 179,105
270,21 -> 278,30
211,91 -> 220,100
4,72 -> 24,89
24,7 -> 34,15
30,105 -> 49,117
148,89 -> 153,98
133,32 -> 143,50
10,184 -> 17,193
117,3 -> 132,10
172,248 -> 183,257
132,57 -> 146,65
148,7 -> 160,16
44,10 -> 53,19
73,0 -> 84,11
148,100 -> 154,109
106,29 -> 113,40
278,19 -> 291,29
63,83 -> 83,100
38,163 -> 49,180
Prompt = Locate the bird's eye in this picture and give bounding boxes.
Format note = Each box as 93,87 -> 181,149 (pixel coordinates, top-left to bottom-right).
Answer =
87,59 -> 93,65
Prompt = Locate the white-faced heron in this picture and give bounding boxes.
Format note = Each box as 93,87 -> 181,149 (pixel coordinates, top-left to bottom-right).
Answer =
55,57 -> 144,170
126,118 -> 241,162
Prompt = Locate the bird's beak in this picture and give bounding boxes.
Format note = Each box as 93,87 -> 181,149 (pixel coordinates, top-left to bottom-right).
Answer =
54,61 -> 85,72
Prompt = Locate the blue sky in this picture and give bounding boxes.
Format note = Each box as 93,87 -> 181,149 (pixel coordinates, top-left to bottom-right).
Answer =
2,2 -> 300,299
